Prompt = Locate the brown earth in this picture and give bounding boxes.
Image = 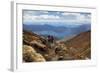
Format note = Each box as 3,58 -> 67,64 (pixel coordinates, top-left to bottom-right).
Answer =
23,30 -> 91,62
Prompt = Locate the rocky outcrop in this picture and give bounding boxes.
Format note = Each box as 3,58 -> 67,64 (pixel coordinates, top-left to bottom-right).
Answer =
23,45 -> 45,62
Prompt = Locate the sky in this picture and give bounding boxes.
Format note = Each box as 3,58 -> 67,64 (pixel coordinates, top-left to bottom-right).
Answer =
23,10 -> 91,26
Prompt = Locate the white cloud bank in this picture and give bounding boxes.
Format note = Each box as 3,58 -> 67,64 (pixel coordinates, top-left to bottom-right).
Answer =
23,10 -> 91,25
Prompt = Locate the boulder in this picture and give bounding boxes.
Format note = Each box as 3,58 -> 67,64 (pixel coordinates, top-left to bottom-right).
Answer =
23,45 -> 45,62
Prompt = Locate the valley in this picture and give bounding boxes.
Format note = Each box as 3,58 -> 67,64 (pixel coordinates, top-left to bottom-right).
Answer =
23,30 -> 91,62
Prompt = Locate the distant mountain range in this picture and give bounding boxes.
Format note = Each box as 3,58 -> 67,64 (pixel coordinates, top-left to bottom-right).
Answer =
23,24 -> 91,39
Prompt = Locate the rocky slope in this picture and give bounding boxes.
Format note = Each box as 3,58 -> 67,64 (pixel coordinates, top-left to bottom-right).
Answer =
23,30 -> 91,62
62,31 -> 91,59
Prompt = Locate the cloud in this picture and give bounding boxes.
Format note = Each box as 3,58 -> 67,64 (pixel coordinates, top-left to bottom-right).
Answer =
23,11 -> 61,24
61,12 -> 91,24
39,15 -> 60,19
23,10 -> 91,25
76,13 -> 91,24
23,14 -> 60,23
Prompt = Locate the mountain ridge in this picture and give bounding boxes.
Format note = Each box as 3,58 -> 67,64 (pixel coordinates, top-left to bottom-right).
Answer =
23,24 -> 91,39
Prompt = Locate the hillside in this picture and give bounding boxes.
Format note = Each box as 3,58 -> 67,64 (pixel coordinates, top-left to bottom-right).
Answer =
62,31 -> 91,59
65,31 -> 90,49
23,30 -> 91,62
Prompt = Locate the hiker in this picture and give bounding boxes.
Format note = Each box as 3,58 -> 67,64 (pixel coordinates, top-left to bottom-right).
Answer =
47,35 -> 51,43
47,35 -> 55,49
47,35 -> 54,43
51,36 -> 54,43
